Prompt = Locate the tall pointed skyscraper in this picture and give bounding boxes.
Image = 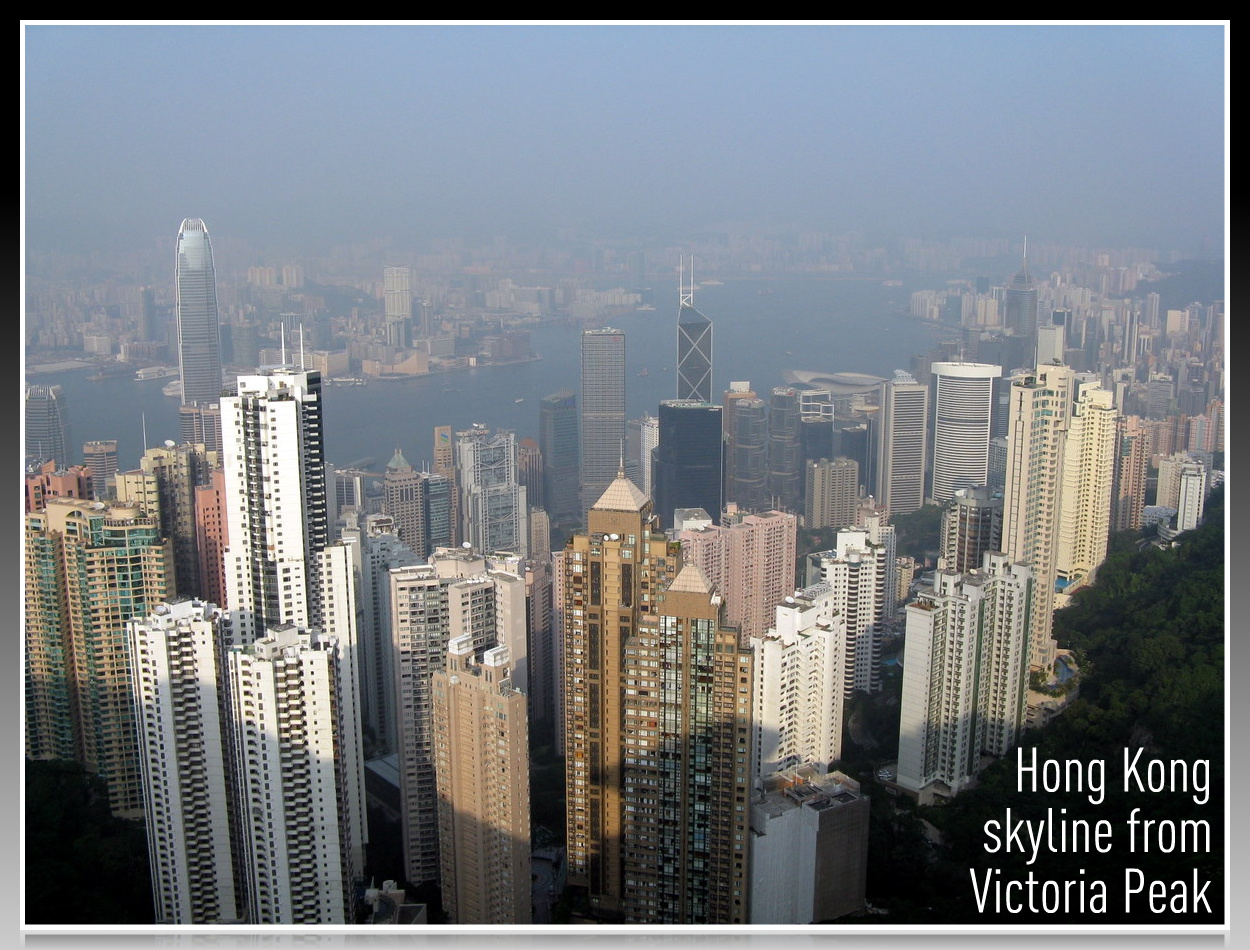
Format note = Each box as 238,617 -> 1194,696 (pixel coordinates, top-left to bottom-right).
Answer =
561,474 -> 751,923
1003,239 -> 1039,344
24,383 -> 69,467
175,219 -> 223,409
676,263 -> 713,402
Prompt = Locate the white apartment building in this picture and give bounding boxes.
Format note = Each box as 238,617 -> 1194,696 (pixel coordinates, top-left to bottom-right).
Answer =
129,600 -> 240,924
750,584 -> 847,783
896,554 -> 1033,799
805,528 -> 889,694
224,624 -> 366,924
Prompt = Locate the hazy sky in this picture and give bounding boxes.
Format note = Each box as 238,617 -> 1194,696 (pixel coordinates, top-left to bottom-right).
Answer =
22,22 -> 1227,256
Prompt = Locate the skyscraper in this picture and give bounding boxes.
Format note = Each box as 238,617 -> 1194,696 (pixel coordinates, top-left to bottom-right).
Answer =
805,457 -> 860,531
24,383 -> 68,466
383,265 -> 413,348
116,441 -> 218,599
128,600 -> 240,924
1003,246 -> 1039,344
1001,363 -> 1073,671
1111,415 -> 1150,533
896,554 -> 1033,799
24,459 -> 90,512
750,584 -> 847,779
518,436 -> 544,510
651,400 -> 723,529
748,766 -> 869,924
938,485 -> 1003,574
677,508 -> 798,644
1036,313 -> 1066,365
1175,458 -> 1209,533
431,639 -> 532,924
82,439 -> 119,501
194,469 -> 229,608
220,368 -> 335,645
175,219 -> 224,412
627,413 -> 660,497
539,390 -> 581,526
381,448 -> 454,559
223,624 -> 366,923
677,304 -> 713,403
730,396 -> 769,511
561,474 -> 751,923
456,425 -> 528,556
432,425 -> 458,544
1054,382 -> 1118,596
579,327 -> 626,514
25,498 -> 173,817
929,361 -> 1001,503
721,381 -> 757,499
805,528 -> 890,695
390,550 -> 528,889
338,511 -> 421,754
766,387 -> 802,513
627,563 -> 751,923
179,403 -> 224,454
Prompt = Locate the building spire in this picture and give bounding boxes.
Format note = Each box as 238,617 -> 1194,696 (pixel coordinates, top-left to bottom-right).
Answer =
679,255 -> 695,310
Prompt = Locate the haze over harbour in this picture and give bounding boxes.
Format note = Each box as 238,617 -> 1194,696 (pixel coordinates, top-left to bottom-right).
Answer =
32,276 -> 954,475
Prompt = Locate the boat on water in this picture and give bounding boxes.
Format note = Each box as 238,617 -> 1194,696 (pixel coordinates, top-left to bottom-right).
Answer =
88,364 -> 133,380
135,366 -> 179,381
515,398 -> 524,404
637,367 -> 649,377
635,304 -> 657,312
162,379 -> 183,398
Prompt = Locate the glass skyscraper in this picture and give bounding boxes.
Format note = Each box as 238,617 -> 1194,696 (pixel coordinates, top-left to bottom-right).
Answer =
24,383 -> 69,467
579,327 -> 626,514
677,304 -> 713,403
651,399 -> 723,529
175,218 -> 224,410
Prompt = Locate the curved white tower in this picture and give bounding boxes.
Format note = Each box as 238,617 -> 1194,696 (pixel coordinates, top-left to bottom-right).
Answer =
929,362 -> 1001,503
175,218 -> 223,408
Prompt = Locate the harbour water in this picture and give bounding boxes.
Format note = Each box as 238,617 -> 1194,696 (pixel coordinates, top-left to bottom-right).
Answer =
28,276 -> 955,474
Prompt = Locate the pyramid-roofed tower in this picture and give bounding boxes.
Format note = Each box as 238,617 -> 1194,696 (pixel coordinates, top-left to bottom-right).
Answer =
592,471 -> 649,513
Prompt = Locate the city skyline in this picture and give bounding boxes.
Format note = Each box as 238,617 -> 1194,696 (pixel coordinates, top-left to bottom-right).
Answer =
19,19 -> 1228,934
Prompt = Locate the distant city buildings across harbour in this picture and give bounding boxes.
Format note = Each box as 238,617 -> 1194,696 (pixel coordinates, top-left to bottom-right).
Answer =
31,277 -> 959,476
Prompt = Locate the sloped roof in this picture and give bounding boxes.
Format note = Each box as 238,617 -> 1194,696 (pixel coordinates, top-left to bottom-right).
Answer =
386,448 -> 411,472
593,473 -> 649,512
667,562 -> 713,595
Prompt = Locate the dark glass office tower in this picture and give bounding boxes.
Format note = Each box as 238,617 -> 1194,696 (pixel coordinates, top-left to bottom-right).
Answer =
677,304 -> 713,403
799,415 -> 834,466
767,386 -> 802,513
1003,247 -> 1039,340
651,400 -> 723,529
730,396 -> 769,511
540,390 -> 581,525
